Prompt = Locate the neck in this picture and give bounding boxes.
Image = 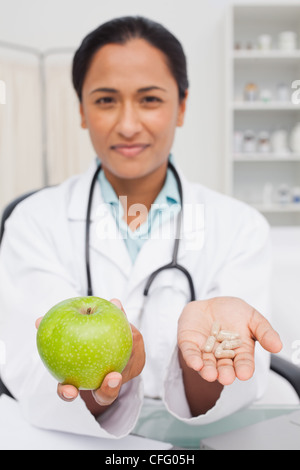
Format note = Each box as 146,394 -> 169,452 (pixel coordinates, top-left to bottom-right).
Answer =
103,162 -> 168,228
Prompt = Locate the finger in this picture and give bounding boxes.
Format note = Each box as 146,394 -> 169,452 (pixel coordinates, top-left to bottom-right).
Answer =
217,359 -> 236,385
57,383 -> 79,402
178,339 -> 203,372
92,372 -> 122,407
249,309 -> 282,353
234,350 -> 255,381
35,317 -> 43,329
199,352 -> 218,382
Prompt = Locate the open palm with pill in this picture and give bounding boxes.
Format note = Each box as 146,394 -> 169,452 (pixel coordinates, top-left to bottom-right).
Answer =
178,296 -> 282,386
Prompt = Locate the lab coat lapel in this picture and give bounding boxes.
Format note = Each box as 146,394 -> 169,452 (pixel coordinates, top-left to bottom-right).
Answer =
89,202 -> 133,278
127,223 -> 175,292
67,160 -> 132,278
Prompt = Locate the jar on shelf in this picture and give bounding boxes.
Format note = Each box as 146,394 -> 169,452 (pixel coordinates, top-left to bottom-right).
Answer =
277,83 -> 290,102
271,129 -> 289,154
258,34 -> 272,51
257,131 -> 271,153
260,89 -> 273,103
278,31 -> 298,51
243,130 -> 256,153
290,122 -> 300,153
292,187 -> 300,204
244,83 -> 259,102
277,184 -> 291,204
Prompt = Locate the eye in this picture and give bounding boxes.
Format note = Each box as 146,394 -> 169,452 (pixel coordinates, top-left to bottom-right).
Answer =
141,96 -> 163,106
94,96 -> 115,106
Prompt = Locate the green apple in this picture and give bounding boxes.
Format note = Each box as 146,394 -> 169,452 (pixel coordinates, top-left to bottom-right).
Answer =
36,296 -> 133,390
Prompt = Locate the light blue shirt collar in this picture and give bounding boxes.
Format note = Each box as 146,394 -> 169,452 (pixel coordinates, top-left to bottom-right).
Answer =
97,155 -> 181,262
98,155 -> 179,205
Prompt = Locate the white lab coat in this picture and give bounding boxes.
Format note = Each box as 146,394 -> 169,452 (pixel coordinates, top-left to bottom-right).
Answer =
0,159 -> 272,439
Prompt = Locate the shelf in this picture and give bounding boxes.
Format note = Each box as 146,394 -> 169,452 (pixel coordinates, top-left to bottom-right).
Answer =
252,203 -> 300,213
233,102 -> 300,111
234,153 -> 300,162
226,3 -> 300,226
233,50 -> 300,62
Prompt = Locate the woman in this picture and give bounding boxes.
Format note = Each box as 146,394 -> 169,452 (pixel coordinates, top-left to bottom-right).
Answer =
0,16 -> 281,439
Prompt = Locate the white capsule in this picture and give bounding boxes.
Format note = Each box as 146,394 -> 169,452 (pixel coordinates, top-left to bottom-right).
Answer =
216,330 -> 240,342
215,349 -> 236,359
204,335 -> 216,353
222,339 -> 242,350
210,321 -> 221,338
215,343 -> 224,355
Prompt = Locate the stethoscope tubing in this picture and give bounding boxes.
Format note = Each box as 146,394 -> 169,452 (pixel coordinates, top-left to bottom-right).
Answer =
85,161 -> 196,301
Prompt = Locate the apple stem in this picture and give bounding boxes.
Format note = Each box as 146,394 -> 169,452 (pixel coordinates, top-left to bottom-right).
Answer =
86,307 -> 92,315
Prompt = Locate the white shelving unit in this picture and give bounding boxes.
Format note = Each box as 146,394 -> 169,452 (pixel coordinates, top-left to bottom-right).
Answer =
225,2 -> 300,226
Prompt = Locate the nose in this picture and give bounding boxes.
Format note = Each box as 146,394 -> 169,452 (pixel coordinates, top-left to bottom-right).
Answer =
115,102 -> 143,139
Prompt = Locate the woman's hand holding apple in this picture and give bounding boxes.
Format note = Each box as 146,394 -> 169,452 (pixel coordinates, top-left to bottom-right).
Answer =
35,298 -> 145,416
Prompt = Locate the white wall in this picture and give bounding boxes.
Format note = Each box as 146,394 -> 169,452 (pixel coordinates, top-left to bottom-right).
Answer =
1,0 -> 299,191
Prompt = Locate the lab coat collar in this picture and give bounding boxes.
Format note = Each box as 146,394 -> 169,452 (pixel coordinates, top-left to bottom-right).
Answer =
67,159 -> 133,277
67,158 -> 101,222
66,158 -> 205,281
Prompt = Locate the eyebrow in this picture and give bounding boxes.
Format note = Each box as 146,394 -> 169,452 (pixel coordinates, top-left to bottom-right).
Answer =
90,86 -> 167,95
138,86 -> 167,93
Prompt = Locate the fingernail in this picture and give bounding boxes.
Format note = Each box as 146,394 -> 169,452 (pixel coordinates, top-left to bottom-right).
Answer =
63,392 -> 74,399
110,299 -> 121,308
108,378 -> 121,389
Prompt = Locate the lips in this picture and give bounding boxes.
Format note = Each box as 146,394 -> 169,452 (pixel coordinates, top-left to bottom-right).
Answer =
111,143 -> 150,157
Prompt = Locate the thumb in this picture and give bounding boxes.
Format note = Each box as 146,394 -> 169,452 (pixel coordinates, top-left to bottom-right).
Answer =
249,309 -> 282,354
93,372 -> 122,407
35,316 -> 43,329
109,298 -> 127,316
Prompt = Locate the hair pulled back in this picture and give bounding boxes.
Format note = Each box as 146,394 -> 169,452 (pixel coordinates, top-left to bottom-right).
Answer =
72,16 -> 189,102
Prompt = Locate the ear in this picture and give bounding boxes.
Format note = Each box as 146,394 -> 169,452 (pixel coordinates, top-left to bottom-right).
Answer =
177,90 -> 188,127
80,102 -> 87,129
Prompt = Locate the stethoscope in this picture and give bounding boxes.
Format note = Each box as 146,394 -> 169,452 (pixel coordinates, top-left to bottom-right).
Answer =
85,161 -> 196,302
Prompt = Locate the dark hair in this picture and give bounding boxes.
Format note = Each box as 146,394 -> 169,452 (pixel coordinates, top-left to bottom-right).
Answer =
72,16 -> 189,102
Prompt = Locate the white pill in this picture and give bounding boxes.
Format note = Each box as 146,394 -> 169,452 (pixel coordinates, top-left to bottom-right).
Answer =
215,349 -> 236,359
222,339 -> 242,350
210,322 -> 221,338
215,343 -> 224,355
204,335 -> 216,353
216,330 -> 240,342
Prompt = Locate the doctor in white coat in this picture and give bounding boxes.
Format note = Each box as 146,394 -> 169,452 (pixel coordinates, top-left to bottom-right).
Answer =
0,16 -> 282,439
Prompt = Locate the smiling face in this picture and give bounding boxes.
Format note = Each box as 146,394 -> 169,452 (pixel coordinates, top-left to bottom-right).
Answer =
79,38 -> 187,182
